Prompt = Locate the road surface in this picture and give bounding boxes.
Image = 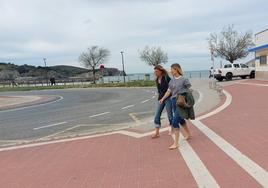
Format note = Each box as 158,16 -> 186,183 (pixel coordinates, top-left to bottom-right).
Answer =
0,88 -> 157,142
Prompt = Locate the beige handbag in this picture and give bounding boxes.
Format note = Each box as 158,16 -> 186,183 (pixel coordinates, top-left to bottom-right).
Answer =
177,94 -> 187,108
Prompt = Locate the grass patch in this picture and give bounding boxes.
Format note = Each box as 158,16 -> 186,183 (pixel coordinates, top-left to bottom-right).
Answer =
0,80 -> 156,92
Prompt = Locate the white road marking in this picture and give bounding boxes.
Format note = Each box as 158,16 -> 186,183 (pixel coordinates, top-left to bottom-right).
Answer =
196,90 -> 231,121
191,90 -> 268,187
0,129 -> 155,152
141,99 -> 150,104
0,96 -> 63,113
169,91 -> 220,188
89,112 -> 110,118
195,91 -> 203,107
3,87 -> 268,188
152,96 -> 156,99
33,122 -> 67,130
172,134 -> 220,188
121,105 -> 135,110
237,82 -> 268,87
192,120 -> 268,188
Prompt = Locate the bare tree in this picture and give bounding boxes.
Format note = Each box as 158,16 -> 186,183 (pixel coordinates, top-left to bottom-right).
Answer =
0,70 -> 19,81
79,46 -> 110,84
208,25 -> 254,64
139,46 -> 168,66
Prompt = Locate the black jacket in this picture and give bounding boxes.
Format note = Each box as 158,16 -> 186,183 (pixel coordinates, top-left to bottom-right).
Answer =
156,76 -> 171,100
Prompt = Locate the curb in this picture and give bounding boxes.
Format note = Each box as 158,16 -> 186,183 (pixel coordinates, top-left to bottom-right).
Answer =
0,95 -> 62,112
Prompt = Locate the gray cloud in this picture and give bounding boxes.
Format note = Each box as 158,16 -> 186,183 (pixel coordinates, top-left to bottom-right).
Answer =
0,0 -> 267,72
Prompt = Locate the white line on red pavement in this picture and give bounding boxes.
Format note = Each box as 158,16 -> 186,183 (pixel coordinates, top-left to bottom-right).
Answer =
173,134 -> 220,188
141,99 -> 150,104
191,90 -> 268,187
3,88 -> 267,187
196,90 -> 231,121
237,82 -> 268,87
33,122 -> 67,130
195,91 -> 203,107
89,112 -> 110,118
173,90 -> 220,187
121,105 -> 135,110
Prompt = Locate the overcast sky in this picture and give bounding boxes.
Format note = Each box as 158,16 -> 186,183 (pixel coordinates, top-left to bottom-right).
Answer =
0,0 -> 267,73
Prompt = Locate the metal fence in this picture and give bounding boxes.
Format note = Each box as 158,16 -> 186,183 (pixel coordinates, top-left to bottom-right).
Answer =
103,71 -> 210,83
0,71 -> 210,87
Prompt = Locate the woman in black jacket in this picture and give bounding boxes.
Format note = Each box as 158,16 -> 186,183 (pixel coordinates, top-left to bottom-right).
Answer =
152,65 -> 173,138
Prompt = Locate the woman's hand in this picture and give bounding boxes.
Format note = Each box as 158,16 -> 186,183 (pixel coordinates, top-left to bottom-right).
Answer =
159,90 -> 171,104
159,98 -> 164,104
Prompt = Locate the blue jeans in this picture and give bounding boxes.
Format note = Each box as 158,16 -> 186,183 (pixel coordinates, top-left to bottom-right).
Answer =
154,98 -> 173,128
171,97 -> 186,128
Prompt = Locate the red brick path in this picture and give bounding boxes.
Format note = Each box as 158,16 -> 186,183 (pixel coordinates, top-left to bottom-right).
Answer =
0,80 -> 267,188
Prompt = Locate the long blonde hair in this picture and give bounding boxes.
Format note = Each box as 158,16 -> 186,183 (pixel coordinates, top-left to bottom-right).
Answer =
171,63 -> 183,76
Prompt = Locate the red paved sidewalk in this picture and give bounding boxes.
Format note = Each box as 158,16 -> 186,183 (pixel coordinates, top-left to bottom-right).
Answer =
202,82 -> 268,170
0,134 -> 197,188
0,80 -> 267,188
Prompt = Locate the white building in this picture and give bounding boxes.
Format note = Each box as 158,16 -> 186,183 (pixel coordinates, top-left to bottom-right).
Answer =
249,29 -> 268,79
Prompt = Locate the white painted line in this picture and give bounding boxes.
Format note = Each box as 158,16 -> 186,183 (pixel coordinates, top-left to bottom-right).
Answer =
192,90 -> 268,187
237,82 -> 268,87
89,112 -> 110,118
192,120 -> 268,187
33,122 -> 67,130
0,127 -> 167,152
152,96 -> 156,99
141,99 -> 150,104
195,91 -> 203,107
3,88 -> 268,188
0,96 -> 63,113
121,105 -> 135,110
172,134 -> 220,188
196,90 -> 231,121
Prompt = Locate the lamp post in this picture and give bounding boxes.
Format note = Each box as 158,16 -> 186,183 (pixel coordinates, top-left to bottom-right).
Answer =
120,51 -> 126,83
43,58 -> 48,86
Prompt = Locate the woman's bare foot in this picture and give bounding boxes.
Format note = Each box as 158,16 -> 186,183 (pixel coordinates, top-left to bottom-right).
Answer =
169,143 -> 179,150
151,134 -> 160,139
184,135 -> 192,140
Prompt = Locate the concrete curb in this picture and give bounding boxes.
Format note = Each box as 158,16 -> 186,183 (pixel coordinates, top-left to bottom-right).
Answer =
0,95 -> 62,112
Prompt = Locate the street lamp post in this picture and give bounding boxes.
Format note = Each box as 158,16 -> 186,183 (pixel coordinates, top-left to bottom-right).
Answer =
43,58 -> 48,86
120,51 -> 126,83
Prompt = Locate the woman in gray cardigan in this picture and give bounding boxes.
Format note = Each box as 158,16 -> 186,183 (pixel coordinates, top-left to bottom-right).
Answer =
159,63 -> 192,150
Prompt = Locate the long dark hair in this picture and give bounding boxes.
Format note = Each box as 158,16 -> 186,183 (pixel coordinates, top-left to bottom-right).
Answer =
154,65 -> 168,84
154,65 -> 168,78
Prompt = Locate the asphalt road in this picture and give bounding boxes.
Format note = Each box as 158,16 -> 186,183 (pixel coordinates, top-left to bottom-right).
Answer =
0,88 -> 157,142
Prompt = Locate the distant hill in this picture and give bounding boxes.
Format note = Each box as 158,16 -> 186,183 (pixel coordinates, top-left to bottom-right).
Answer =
0,62 -> 122,81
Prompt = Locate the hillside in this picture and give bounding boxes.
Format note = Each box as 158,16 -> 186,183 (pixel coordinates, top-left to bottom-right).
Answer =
0,62 -> 122,81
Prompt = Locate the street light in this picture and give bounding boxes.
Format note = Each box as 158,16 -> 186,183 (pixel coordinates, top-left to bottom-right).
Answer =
43,58 -> 48,86
120,51 -> 126,83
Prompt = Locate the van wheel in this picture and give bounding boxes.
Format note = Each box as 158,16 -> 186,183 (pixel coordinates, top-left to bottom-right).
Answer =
250,71 -> 255,79
226,73 -> 233,81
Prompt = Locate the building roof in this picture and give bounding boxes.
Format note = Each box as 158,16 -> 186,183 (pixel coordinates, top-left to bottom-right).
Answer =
255,28 -> 268,36
249,44 -> 268,52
